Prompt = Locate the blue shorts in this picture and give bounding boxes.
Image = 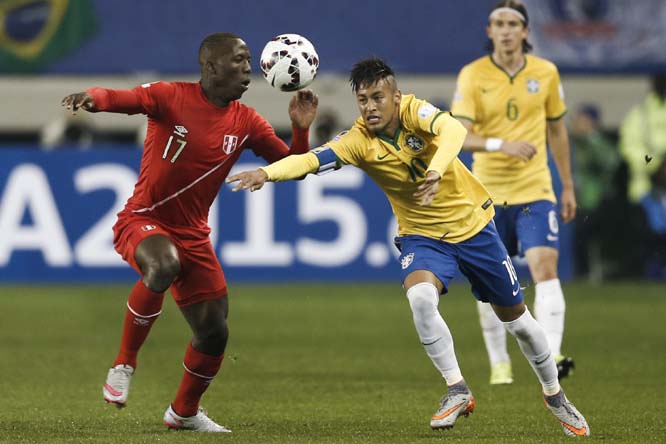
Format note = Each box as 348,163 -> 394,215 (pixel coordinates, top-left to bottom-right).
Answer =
493,200 -> 559,256
395,222 -> 524,306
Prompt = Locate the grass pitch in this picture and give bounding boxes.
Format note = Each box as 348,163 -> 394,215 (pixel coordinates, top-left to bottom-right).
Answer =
0,281 -> 665,443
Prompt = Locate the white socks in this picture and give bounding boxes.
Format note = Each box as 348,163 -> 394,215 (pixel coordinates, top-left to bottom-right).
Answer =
504,309 -> 560,395
478,278 -> 567,366
406,283 -> 462,386
476,300 -> 510,366
533,278 -> 566,356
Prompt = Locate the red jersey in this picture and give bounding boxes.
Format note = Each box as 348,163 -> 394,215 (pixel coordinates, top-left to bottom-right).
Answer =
87,81 -> 308,236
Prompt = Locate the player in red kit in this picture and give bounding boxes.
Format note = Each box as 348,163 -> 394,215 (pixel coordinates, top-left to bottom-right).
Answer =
61,32 -> 318,433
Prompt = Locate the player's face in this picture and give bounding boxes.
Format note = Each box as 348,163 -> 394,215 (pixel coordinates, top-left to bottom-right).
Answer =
486,12 -> 528,54
355,78 -> 401,137
210,38 -> 252,101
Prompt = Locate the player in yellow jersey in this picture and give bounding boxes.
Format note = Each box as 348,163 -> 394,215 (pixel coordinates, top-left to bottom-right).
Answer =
451,0 -> 577,386
227,58 -> 589,437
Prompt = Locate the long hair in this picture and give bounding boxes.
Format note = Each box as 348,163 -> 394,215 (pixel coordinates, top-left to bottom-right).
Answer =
485,0 -> 533,53
349,57 -> 395,93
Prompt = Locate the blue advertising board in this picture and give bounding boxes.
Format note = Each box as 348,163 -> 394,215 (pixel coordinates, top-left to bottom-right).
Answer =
0,148 -> 572,283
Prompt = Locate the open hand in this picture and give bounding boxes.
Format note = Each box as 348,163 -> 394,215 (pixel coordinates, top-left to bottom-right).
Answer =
500,140 -> 537,161
413,171 -> 441,206
226,169 -> 269,192
61,92 -> 95,114
559,187 -> 577,223
289,89 -> 319,129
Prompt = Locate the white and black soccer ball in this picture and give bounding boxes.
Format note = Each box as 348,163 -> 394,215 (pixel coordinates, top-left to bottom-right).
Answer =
260,34 -> 319,92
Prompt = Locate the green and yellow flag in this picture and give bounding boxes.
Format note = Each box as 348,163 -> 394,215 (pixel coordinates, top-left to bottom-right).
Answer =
0,0 -> 97,73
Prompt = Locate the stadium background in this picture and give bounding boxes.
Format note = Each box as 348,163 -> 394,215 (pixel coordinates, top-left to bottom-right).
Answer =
4,0 -> 663,283
2,2 -> 666,443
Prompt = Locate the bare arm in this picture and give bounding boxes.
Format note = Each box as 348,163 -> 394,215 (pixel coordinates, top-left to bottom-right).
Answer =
547,118 -> 576,223
457,119 -> 537,161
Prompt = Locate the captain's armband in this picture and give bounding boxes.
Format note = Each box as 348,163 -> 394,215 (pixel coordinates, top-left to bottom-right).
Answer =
312,146 -> 342,175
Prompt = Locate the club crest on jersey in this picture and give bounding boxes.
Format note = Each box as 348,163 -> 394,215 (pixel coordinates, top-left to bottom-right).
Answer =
405,134 -> 425,152
222,135 -> 239,154
401,253 -> 414,269
527,78 -> 540,94
141,224 -> 157,232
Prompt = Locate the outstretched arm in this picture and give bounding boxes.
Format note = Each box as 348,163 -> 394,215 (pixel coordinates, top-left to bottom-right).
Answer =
61,87 -> 145,115
228,146 -> 337,192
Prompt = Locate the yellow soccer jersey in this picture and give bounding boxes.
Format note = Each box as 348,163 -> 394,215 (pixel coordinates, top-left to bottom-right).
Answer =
325,94 -> 494,243
451,54 -> 567,205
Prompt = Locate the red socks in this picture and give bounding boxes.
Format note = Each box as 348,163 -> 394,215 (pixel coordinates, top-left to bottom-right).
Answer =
113,281 -> 224,417
113,280 -> 165,369
171,343 -> 224,417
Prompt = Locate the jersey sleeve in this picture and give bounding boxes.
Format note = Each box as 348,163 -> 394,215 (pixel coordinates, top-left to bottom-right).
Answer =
86,81 -> 174,117
401,96 -> 448,135
264,126 -> 365,180
426,114 -> 467,176
450,65 -> 477,122
545,65 -> 567,120
322,125 -> 366,167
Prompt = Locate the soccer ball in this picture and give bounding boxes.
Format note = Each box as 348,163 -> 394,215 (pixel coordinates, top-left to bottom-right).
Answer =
260,34 -> 319,92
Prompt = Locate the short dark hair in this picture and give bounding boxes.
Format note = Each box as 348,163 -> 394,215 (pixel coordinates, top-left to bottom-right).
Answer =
198,32 -> 242,64
349,57 -> 395,93
485,0 -> 533,53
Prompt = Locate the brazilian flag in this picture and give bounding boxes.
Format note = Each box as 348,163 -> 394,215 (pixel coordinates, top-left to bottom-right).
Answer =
0,0 -> 97,73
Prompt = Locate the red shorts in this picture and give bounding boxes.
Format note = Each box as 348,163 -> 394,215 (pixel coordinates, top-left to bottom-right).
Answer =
113,215 -> 227,307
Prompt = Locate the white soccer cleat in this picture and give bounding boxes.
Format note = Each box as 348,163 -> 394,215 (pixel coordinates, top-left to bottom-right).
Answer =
103,364 -> 134,407
430,391 -> 476,430
544,391 -> 590,436
163,405 -> 231,433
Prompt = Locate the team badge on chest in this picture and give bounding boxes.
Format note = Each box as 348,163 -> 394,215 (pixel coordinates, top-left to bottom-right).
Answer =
222,135 -> 239,154
526,78 -> 540,94
405,134 -> 425,152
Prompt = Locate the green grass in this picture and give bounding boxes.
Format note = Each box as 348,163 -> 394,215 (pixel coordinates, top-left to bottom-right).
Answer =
1,282 -> 665,443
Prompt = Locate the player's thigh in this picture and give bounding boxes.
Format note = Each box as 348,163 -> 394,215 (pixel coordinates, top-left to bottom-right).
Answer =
493,205 -> 520,256
516,200 -> 560,254
516,200 -> 561,281
404,270 -> 444,293
457,222 -> 525,307
113,216 -> 174,274
395,235 -> 456,294
170,239 -> 228,308
524,246 -> 559,282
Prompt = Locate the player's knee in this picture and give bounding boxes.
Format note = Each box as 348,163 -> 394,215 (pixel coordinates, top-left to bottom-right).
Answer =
142,254 -> 181,293
406,282 -> 439,318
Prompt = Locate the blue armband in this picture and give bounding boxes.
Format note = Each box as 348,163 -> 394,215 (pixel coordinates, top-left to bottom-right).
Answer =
312,146 -> 341,175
